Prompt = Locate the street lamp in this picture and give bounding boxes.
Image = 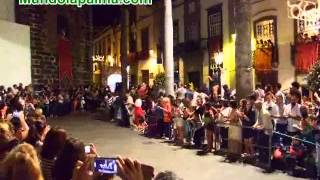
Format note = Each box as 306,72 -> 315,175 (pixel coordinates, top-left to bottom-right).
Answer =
214,52 -> 223,96
214,52 -> 223,66
126,66 -> 130,89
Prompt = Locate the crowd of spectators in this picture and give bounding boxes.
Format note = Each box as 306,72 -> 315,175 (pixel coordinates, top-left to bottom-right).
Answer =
107,81 -> 320,178
2,80 -> 320,179
0,83 -> 181,180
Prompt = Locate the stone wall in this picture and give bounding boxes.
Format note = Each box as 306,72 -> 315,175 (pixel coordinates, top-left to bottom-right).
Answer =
15,5 -> 93,86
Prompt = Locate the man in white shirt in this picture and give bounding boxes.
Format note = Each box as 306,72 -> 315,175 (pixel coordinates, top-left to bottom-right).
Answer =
272,93 -> 287,132
274,83 -> 285,101
255,84 -> 265,100
283,90 -> 301,139
176,83 -> 186,101
253,100 -> 273,163
253,101 -> 273,135
263,92 -> 277,118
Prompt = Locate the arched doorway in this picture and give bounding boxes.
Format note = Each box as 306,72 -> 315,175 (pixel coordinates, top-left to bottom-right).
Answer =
107,74 -> 122,92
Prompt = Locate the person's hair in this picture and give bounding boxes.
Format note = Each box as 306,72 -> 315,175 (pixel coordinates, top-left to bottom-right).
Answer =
25,120 -> 46,147
0,120 -> 14,141
222,85 -> 228,90
1,143 -> 44,180
291,81 -> 300,90
53,138 -> 85,180
10,116 -> 22,133
34,108 -> 43,119
290,88 -> 301,99
239,99 -> 247,107
300,106 -> 308,119
230,100 -> 237,109
265,92 -> 273,98
0,100 -> 5,111
9,96 -> 23,112
265,84 -> 272,93
276,83 -> 282,90
41,128 -> 67,160
255,84 -> 262,89
155,171 -> 182,180
247,94 -> 257,101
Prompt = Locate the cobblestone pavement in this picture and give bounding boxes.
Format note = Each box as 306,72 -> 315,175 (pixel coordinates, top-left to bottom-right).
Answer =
49,113 -> 302,180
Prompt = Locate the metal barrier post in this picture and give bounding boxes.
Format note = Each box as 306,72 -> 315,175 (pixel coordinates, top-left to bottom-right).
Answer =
316,135 -> 320,179
268,131 -> 272,170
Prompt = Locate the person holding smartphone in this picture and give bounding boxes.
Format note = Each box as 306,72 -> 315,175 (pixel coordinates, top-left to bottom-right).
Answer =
72,156 -> 155,180
240,96 -> 256,157
272,93 -> 288,144
284,89 -> 302,144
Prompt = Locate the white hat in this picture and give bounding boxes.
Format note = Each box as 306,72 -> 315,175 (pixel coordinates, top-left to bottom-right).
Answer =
135,99 -> 142,107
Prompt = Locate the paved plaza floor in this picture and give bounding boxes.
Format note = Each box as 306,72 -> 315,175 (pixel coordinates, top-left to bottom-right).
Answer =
49,113 -> 302,180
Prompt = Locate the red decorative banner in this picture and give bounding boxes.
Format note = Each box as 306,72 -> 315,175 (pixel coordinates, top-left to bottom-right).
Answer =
57,36 -> 73,81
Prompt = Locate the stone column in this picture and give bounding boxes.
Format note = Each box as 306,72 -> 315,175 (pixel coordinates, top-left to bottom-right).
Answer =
164,0 -> 175,96
234,0 -> 254,99
120,7 -> 128,96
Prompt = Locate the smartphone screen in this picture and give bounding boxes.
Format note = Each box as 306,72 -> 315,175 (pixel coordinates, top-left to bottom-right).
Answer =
84,145 -> 91,154
94,158 -> 118,174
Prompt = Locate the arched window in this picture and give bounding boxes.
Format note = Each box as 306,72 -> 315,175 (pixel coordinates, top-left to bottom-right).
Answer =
253,16 -> 278,86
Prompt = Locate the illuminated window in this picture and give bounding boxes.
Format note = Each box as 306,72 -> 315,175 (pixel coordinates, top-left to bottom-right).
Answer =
297,19 -> 320,36
208,11 -> 222,38
255,19 -> 275,43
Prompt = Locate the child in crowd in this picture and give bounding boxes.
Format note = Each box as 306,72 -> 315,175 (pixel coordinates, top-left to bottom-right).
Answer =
134,99 -> 147,134
172,102 -> 184,145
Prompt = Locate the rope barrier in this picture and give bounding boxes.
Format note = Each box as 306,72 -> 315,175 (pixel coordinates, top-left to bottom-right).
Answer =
273,131 -> 316,146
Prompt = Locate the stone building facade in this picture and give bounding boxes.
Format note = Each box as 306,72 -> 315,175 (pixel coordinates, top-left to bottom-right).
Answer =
15,5 -> 93,86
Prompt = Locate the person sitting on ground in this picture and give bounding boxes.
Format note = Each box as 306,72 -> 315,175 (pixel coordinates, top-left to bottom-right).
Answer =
285,137 -> 305,175
133,99 -> 147,133
1,143 -> 44,180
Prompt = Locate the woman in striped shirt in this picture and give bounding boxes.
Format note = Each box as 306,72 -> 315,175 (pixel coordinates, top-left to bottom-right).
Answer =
40,128 -> 67,180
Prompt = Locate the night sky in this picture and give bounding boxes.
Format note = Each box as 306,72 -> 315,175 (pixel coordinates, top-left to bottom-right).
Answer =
92,6 -> 121,27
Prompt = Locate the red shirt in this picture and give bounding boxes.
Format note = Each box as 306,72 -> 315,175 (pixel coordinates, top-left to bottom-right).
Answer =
134,107 -> 145,125
163,104 -> 172,123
